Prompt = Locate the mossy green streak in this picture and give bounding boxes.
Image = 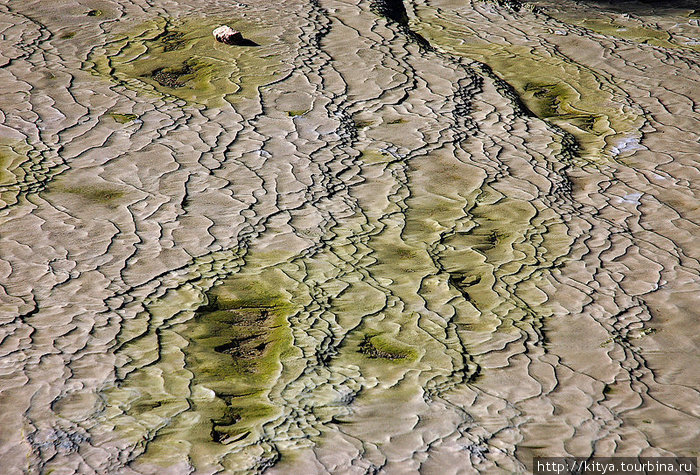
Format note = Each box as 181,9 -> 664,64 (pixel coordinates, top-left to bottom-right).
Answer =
108,112 -> 138,123
409,7 -> 645,161
0,140 -> 32,208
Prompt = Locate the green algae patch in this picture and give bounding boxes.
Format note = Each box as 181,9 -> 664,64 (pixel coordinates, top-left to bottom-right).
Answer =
520,81 -> 607,141
181,277 -> 295,445
0,140 -> 30,188
358,333 -> 418,361
578,18 -> 674,48
0,139 -> 33,208
89,16 -> 286,108
540,7 -> 700,53
286,109 -> 308,117
108,112 -> 138,124
359,149 -> 392,165
410,9 -> 644,161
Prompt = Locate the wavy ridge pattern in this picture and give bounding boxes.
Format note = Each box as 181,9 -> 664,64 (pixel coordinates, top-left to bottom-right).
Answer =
0,0 -> 698,474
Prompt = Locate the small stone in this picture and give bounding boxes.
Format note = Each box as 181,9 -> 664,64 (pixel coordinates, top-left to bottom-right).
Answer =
213,25 -> 244,45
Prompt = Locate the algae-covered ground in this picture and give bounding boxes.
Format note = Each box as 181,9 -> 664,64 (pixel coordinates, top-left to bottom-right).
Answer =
409,4 -> 647,163
0,140 -> 32,208
89,16 -> 287,107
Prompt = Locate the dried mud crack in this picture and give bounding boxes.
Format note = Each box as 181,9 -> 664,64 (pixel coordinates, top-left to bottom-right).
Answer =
0,0 -> 698,474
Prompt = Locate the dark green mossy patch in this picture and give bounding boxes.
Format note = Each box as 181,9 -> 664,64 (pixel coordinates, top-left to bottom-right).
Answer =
568,113 -> 601,133
86,9 -> 102,17
129,399 -> 165,412
524,82 -> 563,117
600,336 -> 620,347
487,230 -> 503,247
463,227 -> 509,252
108,112 -> 138,124
522,81 -> 590,120
185,306 -> 284,384
150,66 -> 189,88
358,334 -> 417,361
159,31 -> 186,52
448,273 -> 482,304
450,274 -> 481,288
286,109 -> 308,117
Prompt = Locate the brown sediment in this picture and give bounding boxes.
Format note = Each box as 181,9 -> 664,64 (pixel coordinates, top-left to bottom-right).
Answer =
0,0 -> 698,473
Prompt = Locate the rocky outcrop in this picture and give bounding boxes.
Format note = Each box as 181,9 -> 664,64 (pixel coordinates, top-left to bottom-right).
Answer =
213,25 -> 243,44
212,25 -> 258,46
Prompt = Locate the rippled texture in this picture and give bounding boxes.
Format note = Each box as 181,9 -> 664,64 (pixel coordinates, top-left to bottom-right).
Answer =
0,0 -> 698,473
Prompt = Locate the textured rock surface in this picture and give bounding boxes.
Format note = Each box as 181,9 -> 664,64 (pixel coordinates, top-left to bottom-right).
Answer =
213,25 -> 245,45
0,0 -> 698,473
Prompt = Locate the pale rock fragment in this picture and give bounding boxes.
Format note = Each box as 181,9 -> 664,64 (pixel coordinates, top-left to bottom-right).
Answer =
213,25 -> 244,45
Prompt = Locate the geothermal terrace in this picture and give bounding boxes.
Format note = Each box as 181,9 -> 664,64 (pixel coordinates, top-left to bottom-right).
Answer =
0,0 -> 698,473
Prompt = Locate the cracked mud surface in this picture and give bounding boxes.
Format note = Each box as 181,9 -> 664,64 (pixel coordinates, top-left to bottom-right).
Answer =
0,0 -> 698,473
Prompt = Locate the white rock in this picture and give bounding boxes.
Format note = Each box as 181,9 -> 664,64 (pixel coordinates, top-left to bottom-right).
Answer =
213,25 -> 243,45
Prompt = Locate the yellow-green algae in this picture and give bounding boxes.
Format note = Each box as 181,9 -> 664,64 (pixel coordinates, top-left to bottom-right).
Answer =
579,18 -> 674,47
409,7 -> 645,161
89,16 -> 286,108
108,112 -> 138,124
542,8 -> 700,52
353,118 -> 375,129
359,148 -> 393,165
0,140 -> 29,187
358,333 -> 418,361
0,139 -> 32,208
101,261 -> 300,471
99,138 -> 572,471
181,278 -> 295,445
286,109 -> 309,117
